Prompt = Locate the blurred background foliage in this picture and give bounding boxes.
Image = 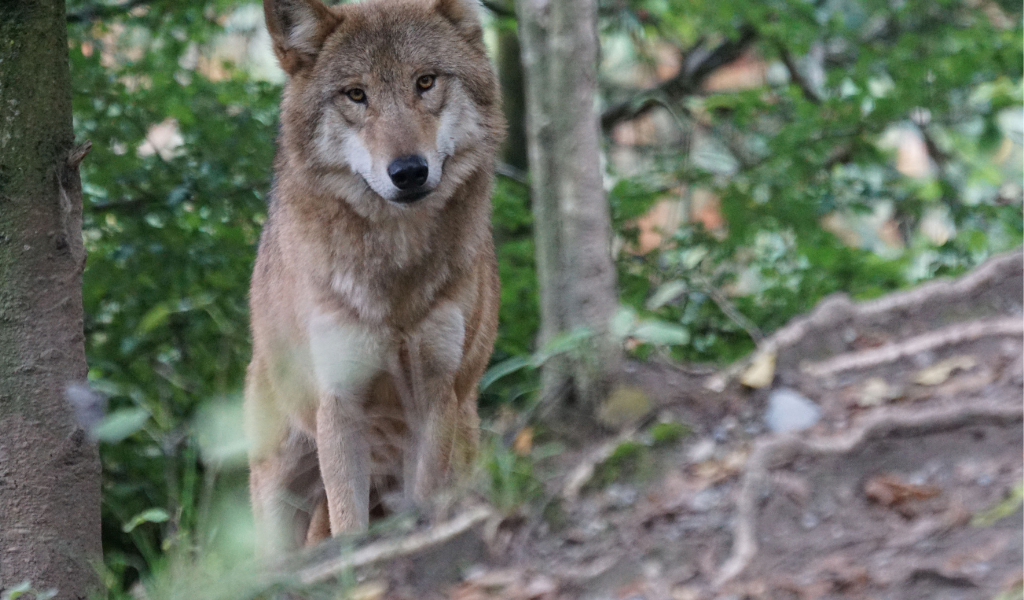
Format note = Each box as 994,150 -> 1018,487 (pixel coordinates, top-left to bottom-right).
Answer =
65,0 -> 1021,594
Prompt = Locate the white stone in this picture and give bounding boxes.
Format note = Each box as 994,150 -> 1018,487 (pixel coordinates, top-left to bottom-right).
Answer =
764,387 -> 821,433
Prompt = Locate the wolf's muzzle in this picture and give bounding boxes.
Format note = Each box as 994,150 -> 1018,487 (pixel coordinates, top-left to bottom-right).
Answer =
388,155 -> 429,191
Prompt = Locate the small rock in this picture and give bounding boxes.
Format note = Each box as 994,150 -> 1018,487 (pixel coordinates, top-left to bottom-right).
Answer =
689,488 -> 721,512
598,386 -> 652,429
801,511 -> 819,529
764,388 -> 821,433
687,438 -> 716,463
606,484 -> 638,508
524,575 -> 558,597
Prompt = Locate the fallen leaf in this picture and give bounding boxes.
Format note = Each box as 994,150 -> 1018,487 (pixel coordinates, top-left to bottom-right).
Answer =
690,449 -> 749,486
857,377 -> 904,407
915,355 -> 978,386
740,351 -> 776,389
864,474 -> 941,509
348,581 -> 387,600
513,427 -> 534,456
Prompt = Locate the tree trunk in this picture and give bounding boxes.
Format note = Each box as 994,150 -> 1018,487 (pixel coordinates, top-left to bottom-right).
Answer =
496,26 -> 528,171
0,2 -> 102,598
515,0 -> 621,415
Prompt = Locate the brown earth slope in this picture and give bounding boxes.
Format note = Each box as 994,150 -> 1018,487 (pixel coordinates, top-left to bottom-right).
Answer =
288,250 -> 1024,600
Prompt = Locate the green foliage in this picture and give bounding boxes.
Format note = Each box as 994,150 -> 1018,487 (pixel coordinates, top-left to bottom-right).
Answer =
484,178 -> 541,407
590,440 -> 651,489
68,1 -> 273,589
479,438 -> 545,513
649,420 -> 690,446
1,583 -> 57,600
972,481 -> 1024,527
589,420 -> 691,490
606,0 -> 1023,363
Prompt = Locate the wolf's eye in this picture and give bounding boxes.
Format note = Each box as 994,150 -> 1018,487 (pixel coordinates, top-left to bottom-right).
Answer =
416,75 -> 436,92
345,88 -> 367,103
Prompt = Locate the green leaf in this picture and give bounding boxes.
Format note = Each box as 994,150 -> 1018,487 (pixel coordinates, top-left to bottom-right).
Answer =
479,356 -> 532,392
610,306 -> 638,338
92,407 -> 151,443
973,481 -> 1024,527
632,320 -> 690,346
3,582 -> 32,600
122,508 -> 170,533
534,327 -> 594,363
137,303 -> 172,334
647,280 -> 689,310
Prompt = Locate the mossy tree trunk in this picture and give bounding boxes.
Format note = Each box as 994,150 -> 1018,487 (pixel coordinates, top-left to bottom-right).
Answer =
515,0 -> 621,416
0,2 -> 102,598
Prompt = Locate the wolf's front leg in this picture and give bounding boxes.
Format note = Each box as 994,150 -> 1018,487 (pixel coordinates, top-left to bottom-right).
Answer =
395,303 -> 466,503
316,393 -> 371,533
408,388 -> 460,501
307,314 -> 389,533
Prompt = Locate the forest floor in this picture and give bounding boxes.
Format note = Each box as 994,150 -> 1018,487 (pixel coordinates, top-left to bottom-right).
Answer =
287,251 -> 1024,600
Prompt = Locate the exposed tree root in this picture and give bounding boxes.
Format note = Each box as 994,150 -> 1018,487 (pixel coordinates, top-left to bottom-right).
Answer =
704,251 -> 1022,391
801,316 -> 1022,378
771,251 -> 1022,352
714,400 -> 1023,587
562,427 -> 642,502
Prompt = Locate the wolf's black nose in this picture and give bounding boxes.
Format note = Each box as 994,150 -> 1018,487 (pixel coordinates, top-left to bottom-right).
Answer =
388,155 -> 429,190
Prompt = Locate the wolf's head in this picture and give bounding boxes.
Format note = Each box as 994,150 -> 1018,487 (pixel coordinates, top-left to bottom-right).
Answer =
265,0 -> 504,219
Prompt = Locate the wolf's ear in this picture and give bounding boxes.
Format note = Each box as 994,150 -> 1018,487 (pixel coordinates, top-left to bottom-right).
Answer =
434,0 -> 484,47
264,0 -> 341,75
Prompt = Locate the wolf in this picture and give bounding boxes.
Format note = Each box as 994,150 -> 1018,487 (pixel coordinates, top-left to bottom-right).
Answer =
245,0 -> 504,553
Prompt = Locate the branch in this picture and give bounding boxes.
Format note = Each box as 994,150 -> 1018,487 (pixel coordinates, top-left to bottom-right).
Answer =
601,26 -> 758,131
495,161 -> 529,186
87,198 -> 148,213
775,42 -> 822,104
480,0 -> 516,19
67,0 -> 156,23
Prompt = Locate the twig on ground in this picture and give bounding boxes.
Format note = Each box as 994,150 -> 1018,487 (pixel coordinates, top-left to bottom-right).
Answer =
714,400 -> 1024,587
295,504 -> 496,585
562,427 -> 641,502
696,278 -> 764,346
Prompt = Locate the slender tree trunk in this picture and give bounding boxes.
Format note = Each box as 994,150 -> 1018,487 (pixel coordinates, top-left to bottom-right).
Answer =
0,2 -> 102,598
496,25 -> 528,171
515,0 -> 621,414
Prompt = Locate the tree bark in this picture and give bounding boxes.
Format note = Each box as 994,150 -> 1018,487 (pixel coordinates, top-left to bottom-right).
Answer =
515,0 -> 621,414
0,2 -> 102,598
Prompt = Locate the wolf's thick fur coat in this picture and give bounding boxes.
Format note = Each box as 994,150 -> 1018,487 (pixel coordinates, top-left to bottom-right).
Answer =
245,0 -> 504,552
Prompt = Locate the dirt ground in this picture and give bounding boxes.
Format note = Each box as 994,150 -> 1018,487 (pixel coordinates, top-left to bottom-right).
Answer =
291,251 -> 1024,600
